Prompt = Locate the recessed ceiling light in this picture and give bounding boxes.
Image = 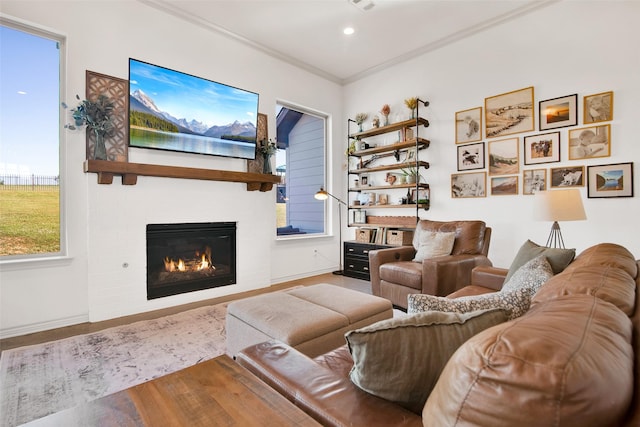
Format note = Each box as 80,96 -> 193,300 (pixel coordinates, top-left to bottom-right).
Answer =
343,27 -> 355,35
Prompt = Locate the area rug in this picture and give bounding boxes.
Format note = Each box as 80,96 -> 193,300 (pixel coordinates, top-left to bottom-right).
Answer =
0,303 -> 228,426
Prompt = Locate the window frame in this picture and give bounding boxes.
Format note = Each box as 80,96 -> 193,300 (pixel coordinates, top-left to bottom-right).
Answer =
0,16 -> 68,263
275,100 -> 330,241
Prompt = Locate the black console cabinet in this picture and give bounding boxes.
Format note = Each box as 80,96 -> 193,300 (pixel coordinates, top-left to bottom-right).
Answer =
343,241 -> 390,281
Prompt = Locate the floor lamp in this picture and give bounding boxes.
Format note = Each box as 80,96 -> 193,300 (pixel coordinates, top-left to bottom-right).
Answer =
535,189 -> 586,248
315,187 -> 347,275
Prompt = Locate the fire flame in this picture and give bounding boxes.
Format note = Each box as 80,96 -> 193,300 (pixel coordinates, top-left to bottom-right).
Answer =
163,247 -> 215,273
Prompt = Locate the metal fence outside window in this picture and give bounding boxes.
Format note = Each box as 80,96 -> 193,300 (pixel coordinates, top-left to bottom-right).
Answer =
0,174 -> 60,191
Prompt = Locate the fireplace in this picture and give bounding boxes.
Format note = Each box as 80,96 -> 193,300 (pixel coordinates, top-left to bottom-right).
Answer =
146,222 -> 236,300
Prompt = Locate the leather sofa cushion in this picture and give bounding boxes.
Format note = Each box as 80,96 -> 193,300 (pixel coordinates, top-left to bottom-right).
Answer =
533,244 -> 637,316
345,308 -> 508,414
423,294 -> 634,427
412,220 -> 486,255
379,261 -> 423,289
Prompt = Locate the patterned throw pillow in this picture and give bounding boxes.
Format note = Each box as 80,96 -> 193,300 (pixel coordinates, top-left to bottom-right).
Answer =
413,231 -> 456,262
501,254 -> 554,295
408,288 -> 532,320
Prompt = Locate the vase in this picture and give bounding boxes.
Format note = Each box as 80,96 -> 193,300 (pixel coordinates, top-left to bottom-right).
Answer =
358,123 -> 363,132
94,131 -> 107,160
262,153 -> 272,174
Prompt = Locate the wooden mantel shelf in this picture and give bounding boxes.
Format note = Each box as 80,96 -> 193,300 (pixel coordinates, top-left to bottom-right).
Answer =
83,160 -> 281,191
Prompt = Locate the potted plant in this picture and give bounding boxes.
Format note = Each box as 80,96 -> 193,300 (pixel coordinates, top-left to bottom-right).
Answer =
404,97 -> 418,119
63,94 -> 115,160
354,113 -> 368,132
401,166 -> 423,184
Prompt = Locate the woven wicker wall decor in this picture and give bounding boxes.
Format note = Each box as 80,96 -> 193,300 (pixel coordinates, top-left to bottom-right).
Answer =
86,70 -> 129,161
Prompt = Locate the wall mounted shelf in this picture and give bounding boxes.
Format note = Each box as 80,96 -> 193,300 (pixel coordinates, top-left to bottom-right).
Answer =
83,160 -> 281,191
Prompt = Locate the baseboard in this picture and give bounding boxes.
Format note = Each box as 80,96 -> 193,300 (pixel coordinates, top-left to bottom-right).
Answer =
271,267 -> 336,285
0,314 -> 89,340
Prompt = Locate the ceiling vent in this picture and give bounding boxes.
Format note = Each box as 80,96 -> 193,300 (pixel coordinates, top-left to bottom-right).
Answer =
349,0 -> 375,12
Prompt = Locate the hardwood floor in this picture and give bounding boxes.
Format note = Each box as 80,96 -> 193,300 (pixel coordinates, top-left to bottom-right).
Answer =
0,273 -> 370,353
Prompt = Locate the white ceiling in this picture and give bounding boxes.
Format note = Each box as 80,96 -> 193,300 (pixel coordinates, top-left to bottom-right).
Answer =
140,0 -> 557,84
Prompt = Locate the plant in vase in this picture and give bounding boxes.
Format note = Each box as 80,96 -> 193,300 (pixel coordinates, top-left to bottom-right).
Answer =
380,104 -> 390,126
258,139 -> 277,174
401,166 -> 423,184
354,113 -> 368,132
404,97 -> 418,119
63,94 -> 115,160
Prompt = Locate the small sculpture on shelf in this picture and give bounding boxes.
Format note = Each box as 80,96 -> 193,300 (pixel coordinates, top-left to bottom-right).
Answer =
372,115 -> 380,128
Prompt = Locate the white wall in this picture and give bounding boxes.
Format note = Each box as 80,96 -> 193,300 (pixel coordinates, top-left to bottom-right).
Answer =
0,1 -> 343,337
343,0 -> 640,268
2,0 -> 639,338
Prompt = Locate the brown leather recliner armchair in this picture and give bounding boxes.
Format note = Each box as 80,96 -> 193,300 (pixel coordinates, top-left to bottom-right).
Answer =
369,220 -> 492,309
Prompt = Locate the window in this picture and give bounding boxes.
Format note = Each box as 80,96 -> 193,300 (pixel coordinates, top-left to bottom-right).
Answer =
0,20 -> 64,258
275,103 -> 327,237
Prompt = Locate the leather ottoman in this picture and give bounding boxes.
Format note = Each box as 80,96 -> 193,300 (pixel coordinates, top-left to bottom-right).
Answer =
226,283 -> 393,357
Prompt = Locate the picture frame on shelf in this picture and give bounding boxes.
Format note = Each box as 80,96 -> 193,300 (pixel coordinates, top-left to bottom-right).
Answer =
404,147 -> 416,162
488,137 -> 519,175
539,94 -> 577,130
523,132 -> 560,165
550,166 -> 585,188
410,188 -> 429,204
451,171 -> 486,198
584,91 -> 613,124
490,176 -> 518,196
484,86 -> 534,138
587,162 -> 634,198
523,169 -> 547,195
568,124 -> 611,160
457,142 -> 485,171
455,107 -> 482,144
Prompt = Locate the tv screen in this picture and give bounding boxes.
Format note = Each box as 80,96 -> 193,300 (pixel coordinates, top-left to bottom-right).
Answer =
128,58 -> 259,160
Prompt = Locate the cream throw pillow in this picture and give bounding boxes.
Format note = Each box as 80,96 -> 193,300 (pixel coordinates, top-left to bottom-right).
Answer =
413,231 -> 456,262
346,308 -> 509,414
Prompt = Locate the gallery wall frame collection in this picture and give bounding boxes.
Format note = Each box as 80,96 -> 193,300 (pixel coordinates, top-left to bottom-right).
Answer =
451,86 -> 631,200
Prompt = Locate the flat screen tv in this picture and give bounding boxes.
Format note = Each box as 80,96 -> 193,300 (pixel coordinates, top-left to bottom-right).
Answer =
128,58 -> 259,160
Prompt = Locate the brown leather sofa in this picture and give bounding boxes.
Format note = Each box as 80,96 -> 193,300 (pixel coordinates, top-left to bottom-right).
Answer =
369,220 -> 492,309
237,243 -> 640,427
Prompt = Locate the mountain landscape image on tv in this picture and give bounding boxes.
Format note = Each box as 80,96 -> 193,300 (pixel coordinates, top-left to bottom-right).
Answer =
128,58 -> 259,160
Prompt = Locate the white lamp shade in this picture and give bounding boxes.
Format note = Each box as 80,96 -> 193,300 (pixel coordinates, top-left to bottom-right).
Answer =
535,189 -> 587,222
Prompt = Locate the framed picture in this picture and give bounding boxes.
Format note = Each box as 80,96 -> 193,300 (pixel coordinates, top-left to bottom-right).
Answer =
488,138 -> 519,175
457,142 -> 485,171
523,169 -> 547,195
451,172 -> 486,198
568,124 -> 611,160
524,132 -> 561,165
587,162 -> 634,198
485,86 -> 534,138
584,91 -> 613,124
550,166 -> 585,188
539,94 -> 577,130
491,176 -> 518,196
455,107 -> 482,144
